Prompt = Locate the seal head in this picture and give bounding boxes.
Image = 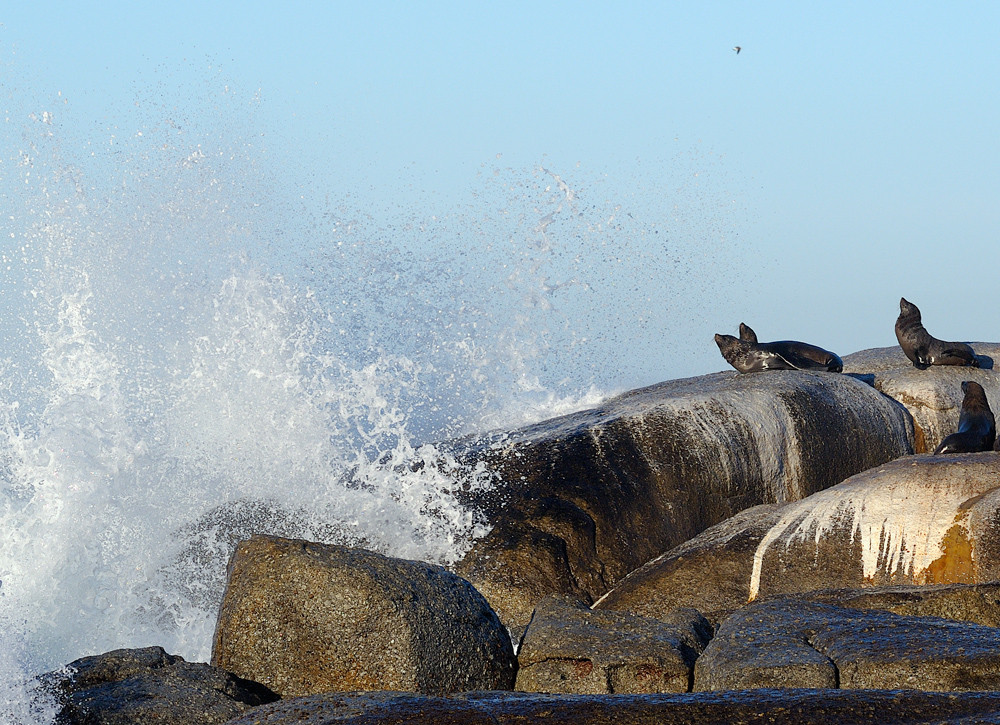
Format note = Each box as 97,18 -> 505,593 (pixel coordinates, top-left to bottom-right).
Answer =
934,380 -> 996,454
895,297 -> 978,369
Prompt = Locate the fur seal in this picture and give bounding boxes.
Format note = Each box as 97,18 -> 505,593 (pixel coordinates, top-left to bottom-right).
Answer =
715,323 -> 844,373
934,381 -> 996,454
895,297 -> 979,369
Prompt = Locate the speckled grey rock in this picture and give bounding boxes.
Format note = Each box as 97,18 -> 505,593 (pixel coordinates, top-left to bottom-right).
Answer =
453,370 -> 913,628
221,688 -> 1000,724
43,646 -> 276,724
844,344 -> 1000,452
211,536 -> 516,698
694,598 -> 1000,692
514,596 -> 710,694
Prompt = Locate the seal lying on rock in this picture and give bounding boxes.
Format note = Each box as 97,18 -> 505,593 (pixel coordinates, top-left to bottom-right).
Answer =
895,298 -> 979,369
714,324 -> 843,373
934,381 -> 996,454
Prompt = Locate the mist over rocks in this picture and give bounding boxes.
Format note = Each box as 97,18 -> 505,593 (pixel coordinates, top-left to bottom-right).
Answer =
452,369 -> 913,627
211,535 -> 516,698
843,344 -> 1000,452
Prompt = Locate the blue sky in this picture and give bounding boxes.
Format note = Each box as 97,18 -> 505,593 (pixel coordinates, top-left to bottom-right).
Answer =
2,2 -> 1000,387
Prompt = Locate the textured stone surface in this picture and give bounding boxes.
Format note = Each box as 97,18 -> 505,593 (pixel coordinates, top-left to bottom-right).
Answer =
453,370 -> 912,627
211,536 -> 516,698
514,596 -> 710,694
695,598 -> 1000,692
594,504 -> 783,625
749,453 -> 1000,603
223,689 -> 1000,725
801,582 -> 1000,627
43,646 -> 276,725
599,455 -> 1000,622
844,344 -> 1000,452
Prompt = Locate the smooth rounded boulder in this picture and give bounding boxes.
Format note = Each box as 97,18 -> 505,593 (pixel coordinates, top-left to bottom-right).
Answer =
453,370 -> 913,627
749,452 -> 1000,602
211,535 -> 516,698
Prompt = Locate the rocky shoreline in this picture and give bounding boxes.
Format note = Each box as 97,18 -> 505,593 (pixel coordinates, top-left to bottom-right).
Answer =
40,344 -> 1000,724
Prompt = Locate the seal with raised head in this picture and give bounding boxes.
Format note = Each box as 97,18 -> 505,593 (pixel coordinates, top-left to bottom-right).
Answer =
934,380 -> 996,454
895,297 -> 979,369
715,323 -> 844,373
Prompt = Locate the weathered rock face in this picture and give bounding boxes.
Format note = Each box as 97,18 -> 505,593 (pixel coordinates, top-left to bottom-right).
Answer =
223,689 -> 1000,725
800,582 -> 1000,627
844,344 -> 1000,452
42,646 -> 277,725
515,596 -> 710,694
694,597 -> 1000,692
749,452 -> 1000,602
211,536 -> 516,698
453,370 -> 913,627
598,454 -> 1000,621
594,504 -> 784,625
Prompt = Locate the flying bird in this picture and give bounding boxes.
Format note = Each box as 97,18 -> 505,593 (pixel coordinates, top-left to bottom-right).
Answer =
733,46 -> 741,54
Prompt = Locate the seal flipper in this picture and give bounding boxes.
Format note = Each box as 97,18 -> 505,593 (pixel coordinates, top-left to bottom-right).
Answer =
752,350 -> 798,371
739,323 -> 758,343
940,347 -> 979,367
772,349 -> 836,372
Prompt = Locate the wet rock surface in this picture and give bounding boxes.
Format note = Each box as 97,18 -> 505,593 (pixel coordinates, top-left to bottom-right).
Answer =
695,598 -> 1000,692
222,689 -> 1000,725
594,504 -> 784,626
43,646 -> 277,725
211,536 -> 516,698
453,370 -> 912,627
515,595 -> 710,694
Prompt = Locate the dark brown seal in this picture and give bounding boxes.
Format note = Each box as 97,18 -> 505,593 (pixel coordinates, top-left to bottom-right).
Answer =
895,297 -> 979,369
715,323 -> 843,374
934,381 -> 996,454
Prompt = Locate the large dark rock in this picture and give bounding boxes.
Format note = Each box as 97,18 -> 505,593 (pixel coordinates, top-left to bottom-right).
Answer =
42,646 -> 276,724
222,689 -> 1000,725
694,597 -> 1000,691
594,504 -> 784,625
211,535 -> 516,698
844,344 -> 1000,452
515,596 -> 710,694
453,370 -> 913,627
599,454 -> 1000,621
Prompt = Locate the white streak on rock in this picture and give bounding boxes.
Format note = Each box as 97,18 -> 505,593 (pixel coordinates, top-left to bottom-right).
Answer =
748,456 -> 1000,601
